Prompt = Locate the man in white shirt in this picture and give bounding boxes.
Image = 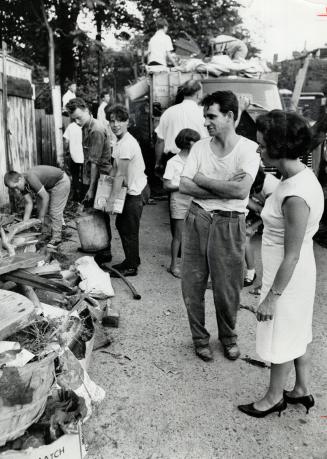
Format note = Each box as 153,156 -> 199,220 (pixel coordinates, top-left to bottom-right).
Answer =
210,35 -> 248,61
180,90 -> 260,362
147,18 -> 177,67
62,82 -> 77,113
63,121 -> 84,201
97,91 -> 110,128
107,104 -> 150,277
155,79 -> 208,175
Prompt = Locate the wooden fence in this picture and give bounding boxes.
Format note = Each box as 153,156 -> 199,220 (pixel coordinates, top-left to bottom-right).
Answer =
35,110 -> 70,166
0,50 -> 36,209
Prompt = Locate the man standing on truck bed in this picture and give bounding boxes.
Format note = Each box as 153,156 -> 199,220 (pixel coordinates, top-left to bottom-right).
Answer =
147,18 -> 177,67
179,90 -> 260,362
155,79 -> 209,175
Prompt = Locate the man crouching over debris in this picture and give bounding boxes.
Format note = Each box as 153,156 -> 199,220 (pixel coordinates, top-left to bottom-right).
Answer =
4,166 -> 70,248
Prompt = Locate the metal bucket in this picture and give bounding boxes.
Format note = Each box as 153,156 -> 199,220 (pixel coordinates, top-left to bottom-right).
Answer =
76,211 -> 110,253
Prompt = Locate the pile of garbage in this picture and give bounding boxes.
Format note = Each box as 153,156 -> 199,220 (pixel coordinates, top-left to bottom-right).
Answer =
0,215 -> 117,457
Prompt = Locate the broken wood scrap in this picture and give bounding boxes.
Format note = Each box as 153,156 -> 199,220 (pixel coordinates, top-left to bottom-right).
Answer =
7,219 -> 41,241
0,214 -> 17,228
0,253 -> 44,276
17,284 -> 42,309
2,269 -> 75,294
26,261 -> 61,276
0,227 -> 15,256
0,290 -> 37,340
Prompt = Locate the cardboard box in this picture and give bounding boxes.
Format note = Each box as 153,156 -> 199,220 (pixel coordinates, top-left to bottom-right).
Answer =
94,175 -> 127,214
0,427 -> 84,459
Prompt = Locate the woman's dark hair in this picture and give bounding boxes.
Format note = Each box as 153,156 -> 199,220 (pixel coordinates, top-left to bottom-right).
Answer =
105,104 -> 129,122
250,166 -> 266,194
256,110 -> 311,160
175,128 -> 201,150
202,90 -> 239,122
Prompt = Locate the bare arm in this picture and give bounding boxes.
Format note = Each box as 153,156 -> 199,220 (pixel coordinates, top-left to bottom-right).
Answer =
247,197 -> 263,214
179,176 -> 216,199
23,194 -> 34,221
85,163 -> 99,201
37,187 -> 50,222
193,172 -> 253,200
163,179 -> 179,192
256,196 -> 310,321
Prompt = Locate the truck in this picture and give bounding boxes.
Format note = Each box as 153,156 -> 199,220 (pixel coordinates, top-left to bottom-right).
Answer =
127,71 -> 283,178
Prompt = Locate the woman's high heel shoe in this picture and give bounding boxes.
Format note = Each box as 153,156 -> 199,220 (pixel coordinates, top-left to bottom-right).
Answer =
238,398 -> 287,418
283,390 -> 315,414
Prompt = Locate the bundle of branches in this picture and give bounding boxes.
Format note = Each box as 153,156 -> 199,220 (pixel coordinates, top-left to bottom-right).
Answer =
7,314 -> 90,361
7,318 -> 61,358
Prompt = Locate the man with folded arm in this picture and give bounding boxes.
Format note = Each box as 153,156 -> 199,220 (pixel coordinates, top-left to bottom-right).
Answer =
180,90 -> 260,362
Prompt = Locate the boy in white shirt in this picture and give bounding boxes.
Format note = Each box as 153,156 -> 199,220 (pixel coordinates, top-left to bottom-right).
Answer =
107,104 -> 150,277
163,128 -> 200,278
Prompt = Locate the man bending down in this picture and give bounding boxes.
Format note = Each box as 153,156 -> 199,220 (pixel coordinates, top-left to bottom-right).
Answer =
4,165 -> 70,249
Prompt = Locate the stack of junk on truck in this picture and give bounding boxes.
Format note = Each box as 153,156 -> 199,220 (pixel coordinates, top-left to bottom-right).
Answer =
125,33 -> 280,161
124,33 -> 284,192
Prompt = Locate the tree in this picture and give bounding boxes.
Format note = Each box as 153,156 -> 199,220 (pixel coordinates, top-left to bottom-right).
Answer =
1,0 -> 141,90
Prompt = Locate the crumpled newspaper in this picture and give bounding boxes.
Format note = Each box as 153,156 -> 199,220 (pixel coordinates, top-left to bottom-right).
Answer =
74,256 -> 115,299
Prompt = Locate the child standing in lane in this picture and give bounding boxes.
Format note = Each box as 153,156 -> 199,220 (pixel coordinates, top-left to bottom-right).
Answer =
163,128 -> 201,278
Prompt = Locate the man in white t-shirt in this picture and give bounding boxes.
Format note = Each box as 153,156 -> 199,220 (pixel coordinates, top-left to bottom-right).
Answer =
97,91 -> 110,127
62,82 -> 77,114
107,104 -> 149,277
179,90 -> 260,362
147,18 -> 177,67
63,122 -> 84,201
155,79 -> 209,174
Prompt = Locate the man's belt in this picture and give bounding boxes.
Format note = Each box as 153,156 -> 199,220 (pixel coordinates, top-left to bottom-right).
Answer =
192,201 -> 244,218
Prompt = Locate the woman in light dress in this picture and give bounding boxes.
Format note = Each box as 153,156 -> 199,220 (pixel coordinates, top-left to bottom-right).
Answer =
238,110 -> 324,418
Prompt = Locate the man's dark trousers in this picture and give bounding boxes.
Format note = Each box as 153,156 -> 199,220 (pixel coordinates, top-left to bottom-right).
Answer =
115,185 -> 150,269
181,202 -> 246,348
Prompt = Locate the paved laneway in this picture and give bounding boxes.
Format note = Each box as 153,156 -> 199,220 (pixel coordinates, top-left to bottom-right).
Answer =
82,200 -> 327,459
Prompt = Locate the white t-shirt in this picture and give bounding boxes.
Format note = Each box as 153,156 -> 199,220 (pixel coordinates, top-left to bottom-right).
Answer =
148,30 -> 173,66
112,132 -> 147,196
63,122 -> 84,164
182,136 -> 260,212
97,101 -> 108,128
155,100 -> 209,154
163,154 -> 187,187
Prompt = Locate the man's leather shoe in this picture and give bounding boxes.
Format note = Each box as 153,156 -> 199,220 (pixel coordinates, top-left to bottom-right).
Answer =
110,268 -> 138,278
223,344 -> 240,360
113,259 -> 141,270
195,346 -> 213,362
112,260 -> 128,271
94,250 -> 112,265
